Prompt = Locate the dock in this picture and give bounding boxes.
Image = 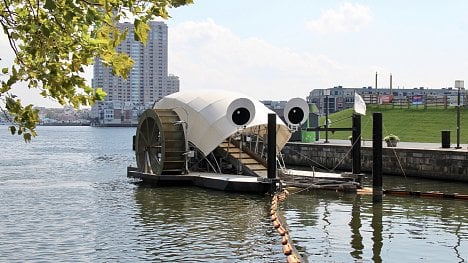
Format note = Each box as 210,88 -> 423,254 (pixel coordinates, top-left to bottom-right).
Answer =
279,169 -> 360,192
127,167 -> 273,194
128,166 -> 361,194
128,92 -> 362,195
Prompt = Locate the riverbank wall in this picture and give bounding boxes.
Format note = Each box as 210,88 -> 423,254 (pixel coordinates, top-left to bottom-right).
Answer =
282,142 -> 468,182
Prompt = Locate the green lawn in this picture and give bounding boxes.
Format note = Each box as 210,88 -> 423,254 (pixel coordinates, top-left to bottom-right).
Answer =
318,105 -> 468,143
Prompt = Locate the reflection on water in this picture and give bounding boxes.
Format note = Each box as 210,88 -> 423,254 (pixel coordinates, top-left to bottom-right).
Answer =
350,195 -> 364,260
133,186 -> 283,262
283,190 -> 468,262
371,203 -> 382,263
1,126 -> 467,262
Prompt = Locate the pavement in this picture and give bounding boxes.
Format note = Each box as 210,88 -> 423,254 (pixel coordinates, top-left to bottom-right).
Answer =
301,139 -> 468,151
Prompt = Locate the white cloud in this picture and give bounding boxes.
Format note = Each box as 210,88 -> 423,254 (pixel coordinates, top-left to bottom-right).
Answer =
305,2 -> 373,33
1,31 -> 93,108
0,32 -> 63,108
0,32 -> 14,68
168,19 -> 344,100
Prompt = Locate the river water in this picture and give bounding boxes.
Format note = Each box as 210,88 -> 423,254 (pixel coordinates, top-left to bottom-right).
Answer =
1,126 -> 467,262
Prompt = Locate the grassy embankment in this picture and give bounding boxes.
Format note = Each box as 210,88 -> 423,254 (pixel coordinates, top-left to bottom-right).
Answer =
318,105 -> 468,143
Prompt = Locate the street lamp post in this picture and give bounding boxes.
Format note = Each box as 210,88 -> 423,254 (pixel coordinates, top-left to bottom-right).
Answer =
324,89 -> 330,143
455,80 -> 464,149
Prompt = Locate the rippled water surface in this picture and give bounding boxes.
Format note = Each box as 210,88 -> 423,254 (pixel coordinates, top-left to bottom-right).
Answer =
283,190 -> 468,262
1,126 -> 467,262
0,126 -> 281,262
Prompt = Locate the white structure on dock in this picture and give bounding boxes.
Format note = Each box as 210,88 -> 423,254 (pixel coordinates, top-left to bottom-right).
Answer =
154,89 -> 291,155
129,89 -> 299,193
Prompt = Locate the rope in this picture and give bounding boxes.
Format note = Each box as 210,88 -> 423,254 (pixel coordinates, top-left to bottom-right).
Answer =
285,131 -> 364,174
330,115 -> 353,125
364,113 -> 411,191
286,147 -> 331,171
317,115 -> 353,129
381,120 -> 411,190
330,138 -> 358,172
284,180 -> 321,195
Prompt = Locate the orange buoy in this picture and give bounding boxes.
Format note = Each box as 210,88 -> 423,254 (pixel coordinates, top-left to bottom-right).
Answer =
420,192 -> 444,198
271,214 -> 277,222
273,219 -> 281,228
283,243 -> 292,255
270,209 -> 276,216
287,254 -> 301,263
385,190 -> 410,196
281,235 -> 288,245
277,226 -> 287,236
455,194 -> 468,200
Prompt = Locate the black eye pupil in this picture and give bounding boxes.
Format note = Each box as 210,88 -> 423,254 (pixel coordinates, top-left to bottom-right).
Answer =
232,107 -> 250,126
288,107 -> 304,125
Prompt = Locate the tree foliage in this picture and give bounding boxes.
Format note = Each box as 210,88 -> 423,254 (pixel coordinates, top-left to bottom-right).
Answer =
0,0 -> 192,141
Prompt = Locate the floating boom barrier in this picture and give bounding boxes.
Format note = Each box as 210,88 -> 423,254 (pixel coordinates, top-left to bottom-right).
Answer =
357,187 -> 468,200
270,190 -> 302,263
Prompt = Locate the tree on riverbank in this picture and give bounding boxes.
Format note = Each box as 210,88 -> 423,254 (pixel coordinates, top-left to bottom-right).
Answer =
0,0 -> 192,141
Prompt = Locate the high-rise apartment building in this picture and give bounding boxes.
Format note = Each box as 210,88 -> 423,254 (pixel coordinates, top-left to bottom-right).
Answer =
166,74 -> 180,96
92,21 -> 179,125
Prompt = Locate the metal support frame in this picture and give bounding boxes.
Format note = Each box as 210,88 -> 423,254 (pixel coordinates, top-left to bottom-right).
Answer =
325,94 -> 329,143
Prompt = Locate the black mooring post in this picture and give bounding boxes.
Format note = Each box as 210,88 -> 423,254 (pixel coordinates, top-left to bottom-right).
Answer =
372,112 -> 383,203
456,86 -> 461,149
267,114 -> 277,192
352,114 -> 361,178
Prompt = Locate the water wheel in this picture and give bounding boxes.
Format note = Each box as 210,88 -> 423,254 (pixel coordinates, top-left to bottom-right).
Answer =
135,109 -> 187,175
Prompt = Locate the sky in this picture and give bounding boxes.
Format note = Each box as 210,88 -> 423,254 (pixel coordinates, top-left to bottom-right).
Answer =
2,0 -> 468,107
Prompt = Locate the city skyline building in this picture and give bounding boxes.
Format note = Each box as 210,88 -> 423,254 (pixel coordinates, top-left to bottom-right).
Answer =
91,21 -> 179,125
308,86 -> 467,115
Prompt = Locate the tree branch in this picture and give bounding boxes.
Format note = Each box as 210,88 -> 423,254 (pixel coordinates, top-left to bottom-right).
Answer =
0,95 -> 13,123
78,0 -> 103,7
25,0 -> 38,20
1,1 -> 22,64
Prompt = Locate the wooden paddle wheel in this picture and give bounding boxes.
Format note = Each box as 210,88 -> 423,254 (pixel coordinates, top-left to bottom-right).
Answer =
134,109 -> 187,175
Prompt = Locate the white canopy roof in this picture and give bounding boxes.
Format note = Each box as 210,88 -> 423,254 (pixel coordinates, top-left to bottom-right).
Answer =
154,89 -> 291,156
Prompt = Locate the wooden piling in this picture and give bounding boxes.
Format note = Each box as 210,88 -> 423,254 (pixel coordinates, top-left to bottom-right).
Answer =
352,114 -> 362,178
372,112 -> 383,203
267,113 -> 277,193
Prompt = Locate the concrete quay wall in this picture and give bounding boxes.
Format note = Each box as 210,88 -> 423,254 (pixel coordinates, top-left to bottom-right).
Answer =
282,142 -> 468,182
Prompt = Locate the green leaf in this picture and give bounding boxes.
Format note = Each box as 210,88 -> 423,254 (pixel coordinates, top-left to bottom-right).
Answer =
134,19 -> 150,44
84,86 -> 93,94
94,88 -> 107,101
1,0 -> 192,141
8,126 -> 16,135
23,133 -> 32,143
110,53 -> 133,78
44,0 -> 55,11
